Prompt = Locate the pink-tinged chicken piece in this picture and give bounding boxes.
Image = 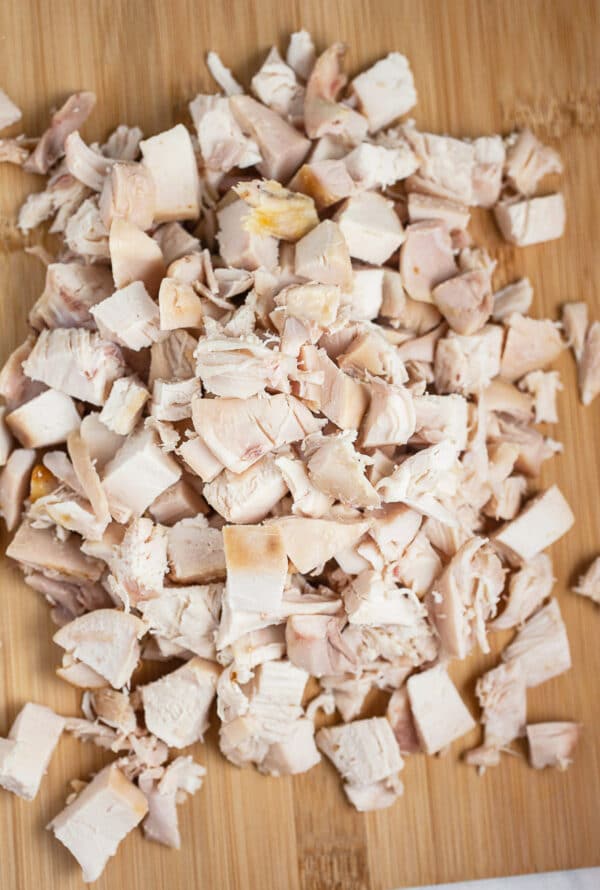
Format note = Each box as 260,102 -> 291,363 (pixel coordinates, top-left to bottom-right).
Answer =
6,389 -> 80,448
482,379 -> 533,422
350,53 -> 416,133
428,536 -> 505,659
578,320 -> 600,406
505,129 -> 563,195
502,599 -> 571,687
561,301 -> 588,363
101,124 -> 143,161
24,91 -> 96,175
343,569 -> 426,626
402,124 -> 475,204
140,583 -> 221,660
91,280 -> 162,351
195,336 -> 295,399
269,516 -> 369,574
29,262 -> 114,331
295,220 -> 353,290
260,717 -> 321,777
230,94 -> 311,182
64,130 -> 114,191
573,556 -> 600,605
299,345 -> 369,430
494,193 -> 566,246
0,703 -> 65,800
290,160 -> 356,211
204,455 -> 286,523
394,528 -> 442,595
527,722 -> 581,770
0,88 -> 22,129
412,392 -> 468,450
105,518 -> 167,609
304,44 -> 368,144
158,277 -> 203,330
139,756 -> 205,849
491,553 -> 554,630
286,30 -> 316,81
99,376 -> 149,435
102,427 -> 182,522
518,370 -> 562,423
471,135 -> 505,207
109,218 -> 166,297
7,519 -> 104,581
192,392 -> 322,474
306,432 -> 380,508
53,609 -> 146,689
0,448 -> 35,530
500,313 -> 565,381
338,329 -> 406,383
400,221 -> 457,303
432,269 -> 493,336
190,94 -> 261,173
80,412 -> 125,468
465,661 -> 526,770
286,615 -> 356,677
381,270 -> 442,333
0,337 -> 47,411
148,478 -> 206,525
223,525 -> 287,613
99,161 -> 155,230
48,764 -> 147,883
387,687 -> 420,755
22,327 -> 126,406
493,485 -> 574,564
434,325 -> 503,396
407,192 -> 470,230
251,47 -> 304,121
139,124 -> 199,223
334,192 -> 405,266
316,717 -> 403,812
360,380 -> 416,448
234,179 -> 318,241
141,658 -> 219,748
407,664 -> 476,754
492,277 -> 533,321
217,197 -> 279,272
167,517 -> 225,583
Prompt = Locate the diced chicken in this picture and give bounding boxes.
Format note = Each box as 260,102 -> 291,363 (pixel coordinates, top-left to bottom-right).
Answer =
109,218 -> 166,296
343,569 -> 425,626
306,433 -> 380,508
483,379 -> 533,422
195,336 -> 295,399
0,337 -> 47,411
493,485 -> 574,563
190,95 -> 261,173
350,53 -> 416,133
572,556 -> 600,605
89,689 -> 137,734
304,44 -> 368,144
204,456 -> 286,524
0,136 -> 29,165
502,599 -> 571,687
334,192 -> 404,266
300,345 -> 369,430
500,313 -> 565,381
7,519 -> 104,581
286,30 -> 316,81
150,378 -> 200,422
0,407 -> 13,466
105,518 -> 167,608
578,320 -> 600,406
518,370 -> 562,423
149,329 -> 197,386
177,434 -> 223,483
407,665 -> 475,754
102,124 -> 143,161
527,722 -> 581,770
295,220 -> 353,290
6,389 -> 81,448
407,192 -> 470,230
561,301 -> 588,363
139,124 -> 199,222
80,412 -> 125,469
205,50 -> 243,94
505,129 -> 563,196
48,764 -> 147,883
217,197 -> 279,272
338,328 -> 406,382
223,525 -> 287,612
471,135 -> 505,207
25,91 -> 96,175
432,269 -> 492,336
434,325 -> 503,395
285,615 -> 355,676
412,392 -> 468,451
274,454 -> 334,518
0,89 -> 22,129
345,142 -> 418,191
230,94 -> 310,181
251,47 -> 304,120
380,269 -> 442,333
140,756 -> 205,849
394,528 -> 442,595
91,281 -> 162,351
269,515 -> 369,574
402,125 -> 475,204
158,277 -> 203,330
400,221 -> 457,303
64,196 -> 110,259
140,583 -> 221,659
64,130 -> 114,191
0,448 -> 35,531
148,477 -> 205,526
492,277 -> 533,321
0,703 -> 65,800
386,687 -> 420,755
99,160 -> 155,230
360,380 -> 416,447
491,552 -> 554,630
260,717 -> 321,777
275,282 -> 340,328
167,517 -> 226,583
141,658 -> 219,748
376,440 -> 461,525
494,193 -> 566,246
465,661 -> 526,769
290,159 -> 355,211
29,262 -> 114,331
99,376 -> 149,435
234,179 -> 318,242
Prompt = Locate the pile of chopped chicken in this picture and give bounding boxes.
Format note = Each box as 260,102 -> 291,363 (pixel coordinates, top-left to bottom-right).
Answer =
0,30 -> 596,883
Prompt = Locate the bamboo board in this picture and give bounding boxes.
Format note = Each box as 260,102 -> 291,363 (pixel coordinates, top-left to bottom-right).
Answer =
0,1 -> 599,888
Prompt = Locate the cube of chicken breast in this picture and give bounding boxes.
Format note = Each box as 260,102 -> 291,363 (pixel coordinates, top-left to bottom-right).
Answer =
204,456 -> 286,524
304,44 -> 368,144
465,661 -> 526,769
432,269 -> 493,336
289,160 -> 355,211
316,717 -> 403,788
494,194 -> 566,246
295,220 -> 353,290
223,524 -> 288,613
91,280 -> 163,351
492,277 -> 533,321
400,221 -> 457,303
260,717 -> 321,777
351,53 -> 416,132
158,278 -> 203,330
360,380 -> 416,448
578,320 -> 600,406
217,197 -> 279,272
99,160 -> 155,230
527,722 -> 581,770
148,478 -> 206,526
0,88 -> 22,129
493,485 -> 574,563
29,262 -> 114,331
407,664 -> 475,754
0,448 -> 35,530
141,657 -> 219,747
99,376 -> 149,435
500,313 -> 565,381
334,192 -> 405,266
109,218 -> 166,297
286,30 -> 316,81
268,515 -> 369,574
234,179 -> 318,242
177,434 -> 224,483
167,518 -> 226,583
572,556 -> 600,605
7,520 -> 104,581
300,345 -> 369,430
502,599 -> 571,687
434,325 -> 503,396
505,129 -> 563,196
386,687 -> 420,755
490,553 -> 555,629
0,703 -> 65,799
230,94 -> 311,182
140,124 -> 199,222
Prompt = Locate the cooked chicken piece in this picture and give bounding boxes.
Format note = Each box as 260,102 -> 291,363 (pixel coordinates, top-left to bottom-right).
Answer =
0,407 -> 13,467
149,329 -> 197,386
6,389 -> 81,448
500,313 -> 564,381
407,192 -> 470,230
109,218 -> 166,297
306,432 -> 380,508
561,301 -> 588,364
471,135 -> 505,207
434,325 -> 503,395
7,519 -> 104,583
0,337 -> 47,411
260,717 -> 321,777
217,197 -> 279,271
18,162 -> 90,234
345,142 -> 418,190
99,376 -> 149,435
230,94 -> 310,181
91,281 -> 162,351
484,474 -> 528,521
205,50 -> 243,95
195,336 -> 294,399
334,192 -> 404,266
140,756 -> 205,849
527,722 -> 581,770
505,129 -> 563,195
376,440 -> 461,525
400,220 -> 457,303
289,159 -> 356,211
105,518 -> 167,608
79,412 -> 124,469
412,392 -> 468,451
343,569 -> 425,626
24,91 -> 96,175
304,44 -> 368,144
140,583 -> 221,659
29,262 -> 113,331
286,30 -> 316,81
572,556 -> 600,605
502,599 -> 571,687
432,268 -> 492,336
482,379 -> 533,422
295,220 -> 353,290
0,703 -> 65,800
351,53 -> 416,132
494,193 -> 565,246
368,503 -> 421,561
338,329 -> 407,383
518,370 -> 562,423
285,614 -> 355,676
48,764 -> 147,883
234,179 -> 318,242
275,282 -> 340,328
89,689 -> 137,734
204,456 -> 286,524
102,427 -> 182,521
578,320 -> 600,406
139,124 -> 199,222
148,478 -> 205,526
141,658 -> 219,748
101,124 -> 143,161
66,430 -> 111,529
492,277 -> 533,321
223,524 -> 288,612
0,448 -> 35,531
251,47 -> 304,120
167,517 -> 225,583
193,392 -> 322,474
360,380 -> 416,448
274,454 -> 334,518
407,664 -> 475,754
54,609 -> 146,689
394,528 -> 441,595
98,160 -> 155,231
177,434 -> 223,483
63,195 -> 110,259
64,130 -> 114,191
23,328 -> 126,406
0,88 -> 22,129
401,124 -> 475,204
380,269 -> 442,332
150,378 -> 200,422
0,136 -> 29,165
299,345 -> 369,430
158,277 -> 203,331
269,515 -> 369,574
465,661 -> 526,769
491,553 -> 554,631
190,94 -> 261,172
386,687 -> 420,755
493,485 -> 574,564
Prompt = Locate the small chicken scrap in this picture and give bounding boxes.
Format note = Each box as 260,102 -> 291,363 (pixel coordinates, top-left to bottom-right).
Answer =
0,28 -> 594,882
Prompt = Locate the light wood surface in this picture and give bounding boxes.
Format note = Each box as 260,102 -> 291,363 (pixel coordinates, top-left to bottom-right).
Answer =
0,1 -> 599,888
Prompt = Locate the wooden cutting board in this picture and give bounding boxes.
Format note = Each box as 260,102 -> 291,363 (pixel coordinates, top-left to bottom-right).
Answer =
0,1 -> 599,888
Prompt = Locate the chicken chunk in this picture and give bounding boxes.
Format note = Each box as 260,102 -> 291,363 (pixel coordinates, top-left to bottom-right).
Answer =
25,91 -> 96,175
204,456 -> 286,524
269,515 -> 369,574
0,703 -> 65,800
109,218 -> 166,297
578,320 -> 600,406
505,129 -> 563,195
492,277 -> 533,321
502,599 -> 571,687
561,301 -> 588,363
334,192 -> 404,266
29,262 -> 114,331
91,280 -> 163,351
223,524 -> 288,612
140,756 -> 205,849
572,556 -> 600,605
0,448 -> 35,531
290,159 -> 356,211
99,160 -> 155,230
304,44 -> 368,144
351,53 -> 416,132
295,220 -> 353,290
407,665 -> 475,754
286,30 -> 316,81
527,722 -> 581,770
141,658 -> 219,748
230,94 -> 310,182
432,269 -> 492,336
140,124 -> 199,222
494,194 -> 566,246
465,661 -> 526,769
299,345 -> 369,430
400,221 -> 457,303
99,376 -> 149,435
306,432 -> 380,508
217,197 -> 279,272
493,485 -> 574,563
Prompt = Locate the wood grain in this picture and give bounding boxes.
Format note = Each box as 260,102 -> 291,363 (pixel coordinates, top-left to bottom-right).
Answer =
0,1 -> 599,888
